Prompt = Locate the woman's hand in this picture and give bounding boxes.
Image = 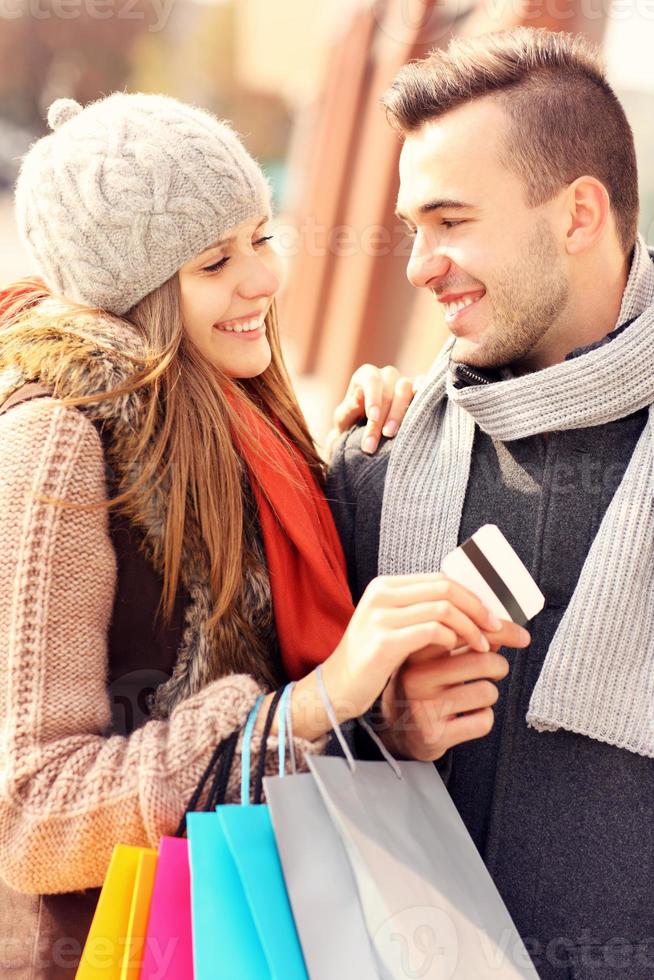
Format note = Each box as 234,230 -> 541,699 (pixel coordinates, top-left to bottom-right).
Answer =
327,364 -> 426,457
322,573 -> 501,723
275,573 -> 521,744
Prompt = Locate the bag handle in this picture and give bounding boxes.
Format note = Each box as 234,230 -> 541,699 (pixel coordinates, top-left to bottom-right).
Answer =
315,665 -> 402,779
205,728 -> 240,811
277,680 -> 296,777
252,686 -> 287,804
177,681 -> 295,831
285,681 -> 298,774
174,730 -> 238,837
177,664 -> 394,834
241,693 -> 266,805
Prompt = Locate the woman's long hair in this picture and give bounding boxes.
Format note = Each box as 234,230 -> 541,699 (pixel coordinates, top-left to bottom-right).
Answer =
0,275 -> 325,631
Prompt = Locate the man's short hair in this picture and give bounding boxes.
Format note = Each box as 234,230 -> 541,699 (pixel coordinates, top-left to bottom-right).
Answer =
382,28 -> 639,254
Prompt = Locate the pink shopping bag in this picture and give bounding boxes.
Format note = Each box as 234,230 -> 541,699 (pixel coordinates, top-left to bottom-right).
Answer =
139,837 -> 193,979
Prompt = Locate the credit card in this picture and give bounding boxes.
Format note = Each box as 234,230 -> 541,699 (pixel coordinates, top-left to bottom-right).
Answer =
441,524 -> 545,627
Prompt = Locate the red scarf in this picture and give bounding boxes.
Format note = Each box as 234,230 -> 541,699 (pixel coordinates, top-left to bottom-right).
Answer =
228,393 -> 355,680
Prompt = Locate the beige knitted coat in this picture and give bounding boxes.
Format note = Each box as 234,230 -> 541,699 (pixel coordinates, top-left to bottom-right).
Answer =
0,312 -> 325,904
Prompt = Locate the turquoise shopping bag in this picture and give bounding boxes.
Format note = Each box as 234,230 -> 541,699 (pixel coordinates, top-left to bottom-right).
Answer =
187,686 -> 308,980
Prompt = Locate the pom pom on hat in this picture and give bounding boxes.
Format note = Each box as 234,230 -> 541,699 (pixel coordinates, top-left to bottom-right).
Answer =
47,98 -> 83,132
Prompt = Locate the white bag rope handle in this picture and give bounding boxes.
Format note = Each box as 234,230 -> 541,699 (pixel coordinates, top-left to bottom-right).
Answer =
315,665 -> 402,779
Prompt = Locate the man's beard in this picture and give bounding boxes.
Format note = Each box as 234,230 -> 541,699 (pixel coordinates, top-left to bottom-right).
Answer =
451,220 -> 570,370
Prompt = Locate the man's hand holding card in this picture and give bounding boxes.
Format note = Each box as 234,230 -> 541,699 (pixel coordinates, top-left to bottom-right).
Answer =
378,525 -> 544,762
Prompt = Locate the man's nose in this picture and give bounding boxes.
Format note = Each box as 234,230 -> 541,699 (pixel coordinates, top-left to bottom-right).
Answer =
406,241 -> 452,289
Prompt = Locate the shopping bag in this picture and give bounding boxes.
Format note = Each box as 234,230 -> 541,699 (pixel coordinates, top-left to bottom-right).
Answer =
138,725 -> 243,979
306,669 -> 539,980
186,808 -> 268,979
264,770 -> 381,980
76,844 -> 158,979
77,722 -> 241,979
138,837 -> 193,980
187,686 -> 308,980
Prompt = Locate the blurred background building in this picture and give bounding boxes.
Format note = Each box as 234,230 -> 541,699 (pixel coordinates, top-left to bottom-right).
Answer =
0,0 -> 652,443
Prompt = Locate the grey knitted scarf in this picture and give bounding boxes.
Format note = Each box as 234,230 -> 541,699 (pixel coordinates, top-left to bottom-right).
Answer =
380,234 -> 654,758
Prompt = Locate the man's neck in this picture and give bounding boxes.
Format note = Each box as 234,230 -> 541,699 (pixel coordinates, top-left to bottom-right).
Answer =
514,251 -> 631,374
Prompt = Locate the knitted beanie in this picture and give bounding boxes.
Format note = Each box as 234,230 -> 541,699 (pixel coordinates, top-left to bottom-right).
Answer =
14,92 -> 272,315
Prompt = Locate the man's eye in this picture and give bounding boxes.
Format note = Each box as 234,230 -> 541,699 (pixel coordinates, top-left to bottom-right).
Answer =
442,219 -> 464,229
203,257 -> 229,273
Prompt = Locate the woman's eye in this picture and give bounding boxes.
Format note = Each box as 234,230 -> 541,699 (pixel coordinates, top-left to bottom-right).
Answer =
203,257 -> 229,273
442,219 -> 464,229
202,235 -> 273,273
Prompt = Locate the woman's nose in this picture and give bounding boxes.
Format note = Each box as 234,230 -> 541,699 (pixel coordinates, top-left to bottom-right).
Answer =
238,255 -> 281,300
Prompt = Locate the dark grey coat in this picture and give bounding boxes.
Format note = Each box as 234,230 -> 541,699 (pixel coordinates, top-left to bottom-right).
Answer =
327,339 -> 654,979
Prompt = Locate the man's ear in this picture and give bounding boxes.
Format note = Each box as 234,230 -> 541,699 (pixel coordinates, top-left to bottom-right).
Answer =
562,176 -> 611,256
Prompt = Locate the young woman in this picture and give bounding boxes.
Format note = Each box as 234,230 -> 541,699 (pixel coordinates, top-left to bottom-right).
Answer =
0,92 -> 499,976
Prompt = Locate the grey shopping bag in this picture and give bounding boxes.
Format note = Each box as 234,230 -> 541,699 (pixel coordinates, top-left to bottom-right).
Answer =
304,666 -> 539,980
264,771 -> 381,980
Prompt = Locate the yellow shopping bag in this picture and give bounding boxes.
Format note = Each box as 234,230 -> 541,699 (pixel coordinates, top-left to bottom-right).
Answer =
76,844 -> 158,979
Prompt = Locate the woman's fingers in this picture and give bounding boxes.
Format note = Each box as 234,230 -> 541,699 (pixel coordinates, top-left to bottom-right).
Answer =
331,363 -> 382,438
331,364 -> 405,452
361,365 -> 397,453
364,575 -> 506,634
378,621 -> 461,667
485,621 -> 532,649
330,362 -> 418,451
331,384 -> 365,435
380,601 -> 491,653
380,374 -> 415,439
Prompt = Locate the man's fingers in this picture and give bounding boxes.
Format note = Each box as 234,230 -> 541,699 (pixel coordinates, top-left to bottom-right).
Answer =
440,707 -> 496,752
438,679 -> 500,716
400,651 -> 510,693
393,702 -> 495,758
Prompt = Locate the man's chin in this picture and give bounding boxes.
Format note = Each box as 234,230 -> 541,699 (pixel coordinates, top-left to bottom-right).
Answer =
450,335 -> 487,368
450,332 -> 508,371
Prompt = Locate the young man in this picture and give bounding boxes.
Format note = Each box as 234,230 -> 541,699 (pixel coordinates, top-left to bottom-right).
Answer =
328,28 -> 654,979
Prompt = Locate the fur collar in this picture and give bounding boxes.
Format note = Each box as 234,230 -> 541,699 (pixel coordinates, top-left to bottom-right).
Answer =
0,298 -> 283,718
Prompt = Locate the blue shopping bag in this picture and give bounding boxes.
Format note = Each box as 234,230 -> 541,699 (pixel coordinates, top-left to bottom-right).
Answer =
187,686 -> 308,980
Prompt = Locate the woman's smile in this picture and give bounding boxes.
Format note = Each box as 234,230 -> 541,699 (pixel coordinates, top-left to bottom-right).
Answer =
213,321 -> 266,341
